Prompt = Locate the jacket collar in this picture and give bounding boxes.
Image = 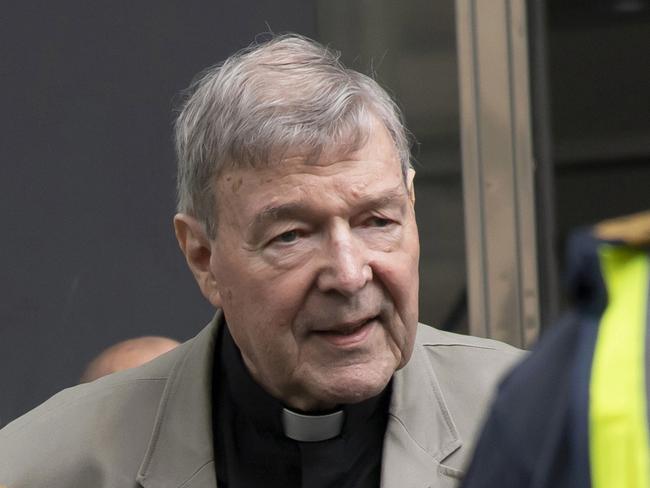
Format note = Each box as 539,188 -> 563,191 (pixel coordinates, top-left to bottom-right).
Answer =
137,316 -> 461,488
381,325 -> 462,487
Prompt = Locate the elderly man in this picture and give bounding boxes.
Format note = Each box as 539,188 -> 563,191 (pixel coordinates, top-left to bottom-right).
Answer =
0,35 -> 520,487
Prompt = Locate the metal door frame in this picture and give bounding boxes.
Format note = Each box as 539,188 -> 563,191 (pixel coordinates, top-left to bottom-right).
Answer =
456,0 -> 540,347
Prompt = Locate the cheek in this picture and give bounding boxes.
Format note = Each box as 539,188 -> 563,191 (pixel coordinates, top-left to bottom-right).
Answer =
221,265 -> 314,335
375,248 -> 419,306
371,248 -> 419,354
401,226 -> 420,315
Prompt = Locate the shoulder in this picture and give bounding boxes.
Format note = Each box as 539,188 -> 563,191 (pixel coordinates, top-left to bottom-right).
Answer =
0,341 -> 190,487
415,322 -> 523,374
412,323 -> 525,426
415,322 -> 521,350
389,324 -> 525,476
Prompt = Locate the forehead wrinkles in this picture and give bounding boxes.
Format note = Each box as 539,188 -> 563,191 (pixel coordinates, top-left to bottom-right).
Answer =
252,163 -> 390,209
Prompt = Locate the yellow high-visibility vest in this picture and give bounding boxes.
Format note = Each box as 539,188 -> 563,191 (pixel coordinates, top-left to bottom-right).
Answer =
590,247 -> 650,488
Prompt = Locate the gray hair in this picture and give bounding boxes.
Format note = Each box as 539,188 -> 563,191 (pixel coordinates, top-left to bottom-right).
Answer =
174,34 -> 411,237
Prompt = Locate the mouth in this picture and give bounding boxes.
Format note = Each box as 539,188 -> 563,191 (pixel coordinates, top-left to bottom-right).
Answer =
312,316 -> 378,347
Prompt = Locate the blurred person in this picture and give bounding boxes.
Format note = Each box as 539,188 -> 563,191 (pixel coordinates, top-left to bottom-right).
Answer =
80,336 -> 180,383
0,34 -> 521,487
461,211 -> 650,488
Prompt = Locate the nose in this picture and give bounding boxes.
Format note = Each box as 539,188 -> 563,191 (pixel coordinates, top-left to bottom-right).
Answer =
316,225 -> 372,296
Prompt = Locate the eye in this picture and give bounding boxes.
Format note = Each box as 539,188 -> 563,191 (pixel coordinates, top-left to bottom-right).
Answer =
367,217 -> 392,228
274,230 -> 300,244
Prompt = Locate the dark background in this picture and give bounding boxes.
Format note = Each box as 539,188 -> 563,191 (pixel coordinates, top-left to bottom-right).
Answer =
0,0 -> 317,427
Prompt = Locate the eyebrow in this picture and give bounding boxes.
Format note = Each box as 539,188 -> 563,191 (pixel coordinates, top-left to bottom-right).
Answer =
248,185 -> 407,241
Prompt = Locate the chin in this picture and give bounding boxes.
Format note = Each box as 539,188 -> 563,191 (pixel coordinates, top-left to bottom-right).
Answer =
317,364 -> 394,407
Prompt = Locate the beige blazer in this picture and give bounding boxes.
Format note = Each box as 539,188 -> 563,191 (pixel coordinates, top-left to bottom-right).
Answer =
0,313 -> 521,487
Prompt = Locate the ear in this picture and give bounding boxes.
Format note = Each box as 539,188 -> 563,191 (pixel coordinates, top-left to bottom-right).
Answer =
406,168 -> 416,205
173,213 -> 223,308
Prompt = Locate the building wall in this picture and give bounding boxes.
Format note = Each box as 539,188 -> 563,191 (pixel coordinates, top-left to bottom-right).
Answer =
0,0 -> 317,427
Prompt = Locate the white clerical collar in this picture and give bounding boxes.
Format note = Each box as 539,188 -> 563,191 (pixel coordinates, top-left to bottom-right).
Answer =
282,407 -> 345,442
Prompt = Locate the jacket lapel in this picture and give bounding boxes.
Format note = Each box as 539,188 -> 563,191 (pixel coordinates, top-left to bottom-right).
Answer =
137,314 -> 221,488
381,325 -> 462,488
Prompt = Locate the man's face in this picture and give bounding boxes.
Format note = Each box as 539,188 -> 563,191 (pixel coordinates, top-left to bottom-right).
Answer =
206,124 -> 419,411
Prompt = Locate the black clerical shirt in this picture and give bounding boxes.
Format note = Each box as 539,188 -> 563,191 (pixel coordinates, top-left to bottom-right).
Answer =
212,325 -> 391,488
